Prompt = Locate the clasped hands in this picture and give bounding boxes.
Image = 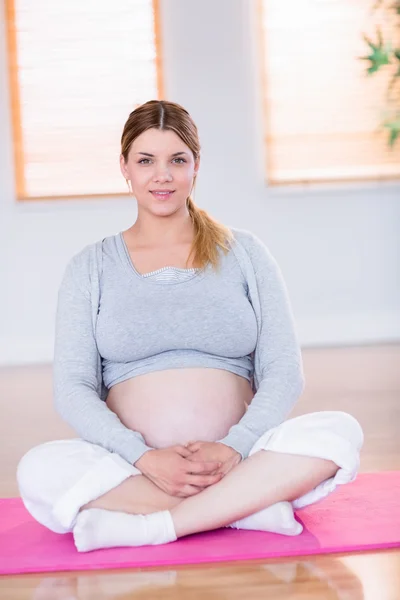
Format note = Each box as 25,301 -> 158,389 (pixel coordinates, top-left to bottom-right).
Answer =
135,441 -> 241,498
186,439 -> 241,477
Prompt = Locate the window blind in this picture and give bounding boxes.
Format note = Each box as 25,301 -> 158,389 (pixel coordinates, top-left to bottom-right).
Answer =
5,0 -> 162,199
259,0 -> 400,185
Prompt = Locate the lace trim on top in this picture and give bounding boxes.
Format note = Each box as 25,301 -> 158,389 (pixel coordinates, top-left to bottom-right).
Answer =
141,265 -> 200,283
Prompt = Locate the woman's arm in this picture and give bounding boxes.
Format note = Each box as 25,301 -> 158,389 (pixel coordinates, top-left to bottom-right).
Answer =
53,257 -> 153,465
217,231 -> 305,459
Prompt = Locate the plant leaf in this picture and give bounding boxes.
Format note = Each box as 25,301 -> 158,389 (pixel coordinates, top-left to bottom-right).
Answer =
360,29 -> 391,74
384,118 -> 400,147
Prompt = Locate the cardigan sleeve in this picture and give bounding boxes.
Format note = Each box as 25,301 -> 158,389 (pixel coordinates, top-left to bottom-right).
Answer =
53,256 -> 153,465
217,231 -> 305,458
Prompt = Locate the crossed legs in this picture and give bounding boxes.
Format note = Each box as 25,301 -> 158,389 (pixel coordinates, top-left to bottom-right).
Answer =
17,411 -> 364,551
79,449 -> 337,538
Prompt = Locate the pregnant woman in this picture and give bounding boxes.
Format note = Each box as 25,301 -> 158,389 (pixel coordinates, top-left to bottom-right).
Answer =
17,100 -> 364,552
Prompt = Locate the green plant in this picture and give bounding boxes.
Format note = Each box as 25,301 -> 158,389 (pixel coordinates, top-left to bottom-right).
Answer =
360,1 -> 400,146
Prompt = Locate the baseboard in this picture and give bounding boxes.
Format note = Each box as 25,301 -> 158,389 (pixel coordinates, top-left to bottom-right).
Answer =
0,338 -> 54,367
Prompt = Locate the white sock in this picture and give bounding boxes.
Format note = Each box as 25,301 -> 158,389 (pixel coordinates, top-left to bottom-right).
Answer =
73,508 -> 177,553
228,501 -> 303,536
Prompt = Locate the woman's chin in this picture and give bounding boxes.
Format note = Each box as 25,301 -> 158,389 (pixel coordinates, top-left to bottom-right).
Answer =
148,199 -> 186,214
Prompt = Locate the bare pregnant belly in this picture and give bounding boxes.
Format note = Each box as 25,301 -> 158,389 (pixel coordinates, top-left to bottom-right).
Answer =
106,368 -> 254,449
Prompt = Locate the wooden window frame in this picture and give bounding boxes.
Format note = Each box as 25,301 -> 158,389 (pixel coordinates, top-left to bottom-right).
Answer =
257,0 -> 400,187
4,0 -> 164,201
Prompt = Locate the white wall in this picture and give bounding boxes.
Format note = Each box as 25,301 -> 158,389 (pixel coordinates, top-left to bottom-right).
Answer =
1,0 -> 399,366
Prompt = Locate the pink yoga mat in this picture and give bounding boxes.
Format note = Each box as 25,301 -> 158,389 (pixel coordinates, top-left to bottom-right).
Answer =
1,471 -> 399,575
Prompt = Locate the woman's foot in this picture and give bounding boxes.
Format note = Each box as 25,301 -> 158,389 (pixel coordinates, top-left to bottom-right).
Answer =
228,501 -> 303,536
73,508 -> 177,552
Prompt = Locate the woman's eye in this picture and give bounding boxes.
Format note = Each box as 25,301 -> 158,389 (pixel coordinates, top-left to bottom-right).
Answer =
138,157 -> 186,165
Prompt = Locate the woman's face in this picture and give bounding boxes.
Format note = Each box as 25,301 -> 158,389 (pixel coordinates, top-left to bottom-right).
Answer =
120,128 -> 200,215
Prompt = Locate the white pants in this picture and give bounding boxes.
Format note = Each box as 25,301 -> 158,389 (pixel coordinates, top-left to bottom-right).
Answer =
17,411 -> 364,535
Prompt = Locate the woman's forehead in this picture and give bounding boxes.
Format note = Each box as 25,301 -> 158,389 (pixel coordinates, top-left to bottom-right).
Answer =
131,128 -> 189,154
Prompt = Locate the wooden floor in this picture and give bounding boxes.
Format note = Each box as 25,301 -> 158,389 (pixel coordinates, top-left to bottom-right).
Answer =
0,344 -> 399,599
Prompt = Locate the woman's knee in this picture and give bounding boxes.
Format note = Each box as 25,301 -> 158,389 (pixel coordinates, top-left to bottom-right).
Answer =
249,410 -> 364,467
17,440 -> 62,500
16,440 -> 83,534
16,439 -> 100,532
294,411 -> 364,451
17,438 -> 121,501
16,439 -> 140,534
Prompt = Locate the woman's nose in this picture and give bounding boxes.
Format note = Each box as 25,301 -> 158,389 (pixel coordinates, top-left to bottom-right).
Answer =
154,166 -> 173,182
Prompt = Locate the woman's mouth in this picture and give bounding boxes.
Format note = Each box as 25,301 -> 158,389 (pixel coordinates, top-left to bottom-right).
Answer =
150,190 -> 175,200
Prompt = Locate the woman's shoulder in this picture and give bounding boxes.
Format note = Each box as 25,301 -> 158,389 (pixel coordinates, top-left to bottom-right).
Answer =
229,226 -> 273,260
63,237 -> 106,289
68,240 -> 99,268
230,226 -> 267,247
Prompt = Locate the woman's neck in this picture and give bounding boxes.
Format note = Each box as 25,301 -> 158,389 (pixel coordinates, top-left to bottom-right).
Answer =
128,215 -> 195,248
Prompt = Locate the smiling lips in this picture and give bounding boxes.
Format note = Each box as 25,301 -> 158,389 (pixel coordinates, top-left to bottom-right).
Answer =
150,190 -> 175,199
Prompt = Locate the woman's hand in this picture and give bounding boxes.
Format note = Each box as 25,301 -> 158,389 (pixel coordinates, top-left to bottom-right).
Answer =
186,441 -> 242,477
134,445 -> 224,498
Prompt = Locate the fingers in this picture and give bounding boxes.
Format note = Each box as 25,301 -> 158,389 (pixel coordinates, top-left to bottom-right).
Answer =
186,460 -> 221,474
176,485 -> 204,498
185,473 -> 222,487
173,445 -> 194,458
186,441 -> 201,451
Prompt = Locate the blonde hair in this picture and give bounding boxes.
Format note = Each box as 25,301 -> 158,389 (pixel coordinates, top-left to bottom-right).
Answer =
121,100 -> 234,271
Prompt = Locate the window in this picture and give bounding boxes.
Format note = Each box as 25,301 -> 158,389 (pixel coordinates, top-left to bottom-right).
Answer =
259,0 -> 400,185
5,0 -> 163,200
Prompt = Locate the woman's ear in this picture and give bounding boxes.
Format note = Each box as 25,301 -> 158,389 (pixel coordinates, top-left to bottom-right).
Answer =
120,154 -> 129,180
194,155 -> 201,177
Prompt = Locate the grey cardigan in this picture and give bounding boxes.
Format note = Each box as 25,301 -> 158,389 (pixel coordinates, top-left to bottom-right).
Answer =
53,226 -> 305,464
